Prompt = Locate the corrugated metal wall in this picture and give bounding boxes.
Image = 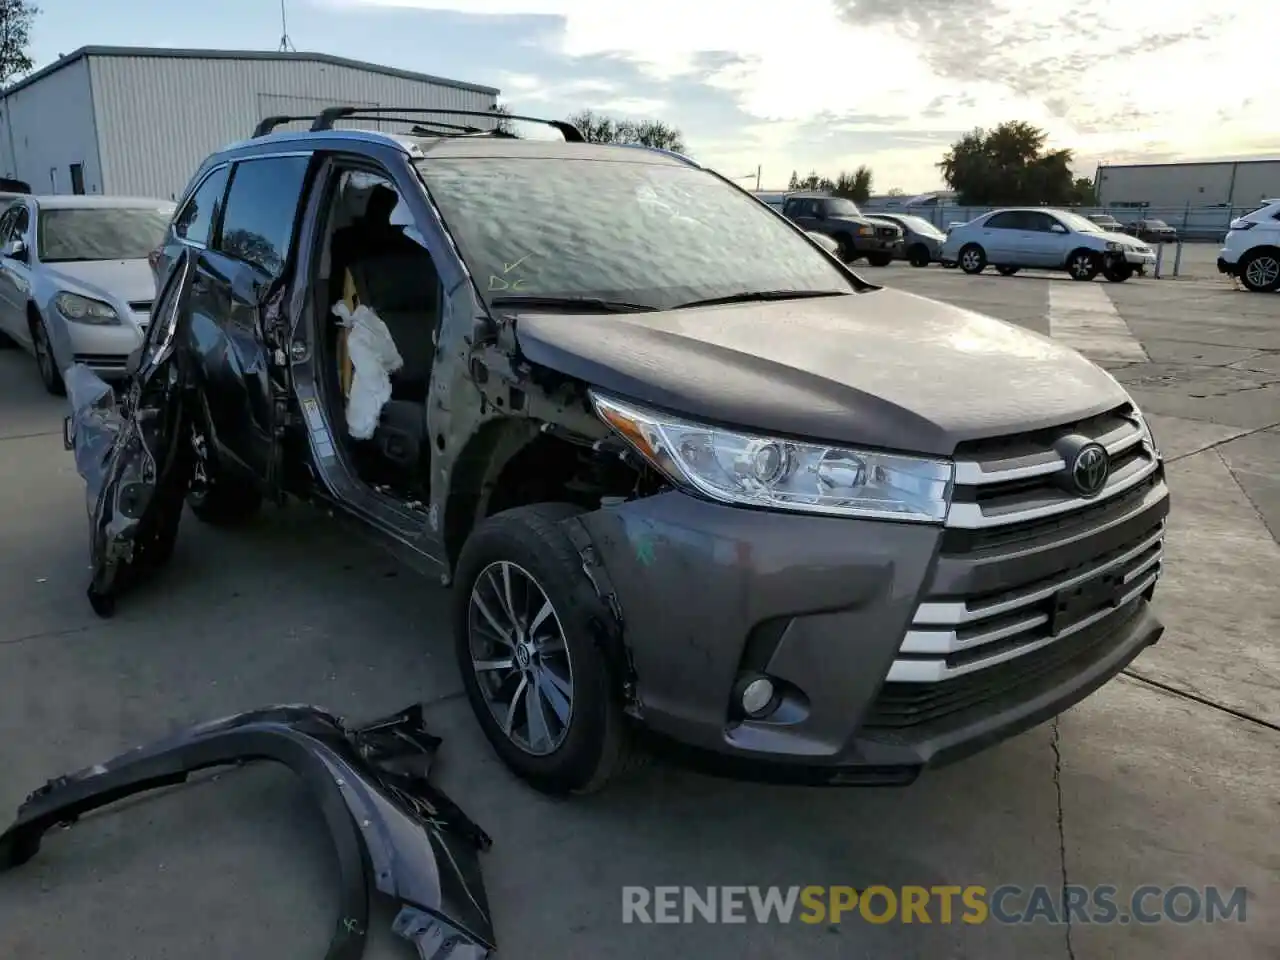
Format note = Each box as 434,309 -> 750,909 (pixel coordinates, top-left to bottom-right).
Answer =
1097,161 -> 1280,209
0,57 -> 103,193
89,55 -> 497,199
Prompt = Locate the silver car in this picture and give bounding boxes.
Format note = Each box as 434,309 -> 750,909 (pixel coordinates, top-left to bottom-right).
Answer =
0,195 -> 175,394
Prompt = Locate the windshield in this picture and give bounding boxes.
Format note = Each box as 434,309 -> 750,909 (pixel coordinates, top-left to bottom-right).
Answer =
38,206 -> 173,262
416,158 -> 853,309
825,197 -> 861,217
895,214 -> 945,237
1055,211 -> 1103,233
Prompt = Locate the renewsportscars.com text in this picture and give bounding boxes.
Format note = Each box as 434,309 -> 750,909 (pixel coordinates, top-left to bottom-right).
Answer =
621,885 -> 1249,926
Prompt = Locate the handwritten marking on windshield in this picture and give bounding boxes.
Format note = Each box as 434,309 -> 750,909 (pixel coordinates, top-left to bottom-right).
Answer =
489,276 -> 529,291
502,255 -> 531,274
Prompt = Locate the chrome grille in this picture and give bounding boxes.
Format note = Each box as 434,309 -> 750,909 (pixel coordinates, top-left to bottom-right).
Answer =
888,403 -> 1168,686
890,522 -> 1163,682
946,403 -> 1158,530
876,226 -> 899,240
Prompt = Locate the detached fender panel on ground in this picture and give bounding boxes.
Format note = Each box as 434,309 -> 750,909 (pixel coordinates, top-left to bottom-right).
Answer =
0,704 -> 496,960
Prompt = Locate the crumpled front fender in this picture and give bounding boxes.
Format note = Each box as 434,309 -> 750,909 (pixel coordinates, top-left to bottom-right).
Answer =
0,704 -> 495,960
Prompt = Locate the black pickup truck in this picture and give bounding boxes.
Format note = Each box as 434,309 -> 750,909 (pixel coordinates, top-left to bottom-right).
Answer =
781,193 -> 902,266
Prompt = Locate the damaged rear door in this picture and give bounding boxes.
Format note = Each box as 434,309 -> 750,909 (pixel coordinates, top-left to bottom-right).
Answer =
191,154 -> 312,501
66,248 -> 199,616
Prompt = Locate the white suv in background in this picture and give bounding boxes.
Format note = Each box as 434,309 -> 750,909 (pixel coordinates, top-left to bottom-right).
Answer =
1218,199 -> 1280,292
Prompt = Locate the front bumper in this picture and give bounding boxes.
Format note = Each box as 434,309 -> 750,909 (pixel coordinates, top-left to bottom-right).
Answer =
577,419 -> 1169,783
853,234 -> 901,254
1122,249 -> 1157,267
59,315 -> 147,380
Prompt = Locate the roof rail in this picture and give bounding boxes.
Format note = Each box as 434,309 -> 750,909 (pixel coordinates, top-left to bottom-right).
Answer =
310,106 -> 585,142
253,115 -> 319,137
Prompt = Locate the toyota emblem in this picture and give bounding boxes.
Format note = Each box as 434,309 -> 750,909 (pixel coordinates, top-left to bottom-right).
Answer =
1070,443 -> 1110,497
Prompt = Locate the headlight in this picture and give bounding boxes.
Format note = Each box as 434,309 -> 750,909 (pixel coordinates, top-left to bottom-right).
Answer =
55,292 -> 119,325
857,226 -> 874,236
591,393 -> 954,522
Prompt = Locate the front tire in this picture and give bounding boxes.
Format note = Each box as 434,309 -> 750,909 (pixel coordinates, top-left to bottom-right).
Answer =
1239,249 -> 1280,292
866,252 -> 892,267
959,244 -> 987,274
1068,248 -> 1101,281
453,503 -> 635,795
30,312 -> 65,396
996,265 -> 1020,276
908,244 -> 931,267
1103,263 -> 1133,283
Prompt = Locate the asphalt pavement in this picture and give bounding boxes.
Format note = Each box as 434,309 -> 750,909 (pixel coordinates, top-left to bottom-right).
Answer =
0,264 -> 1276,960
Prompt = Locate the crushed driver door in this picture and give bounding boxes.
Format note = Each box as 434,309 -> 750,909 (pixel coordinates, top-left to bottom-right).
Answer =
65,248 -> 199,617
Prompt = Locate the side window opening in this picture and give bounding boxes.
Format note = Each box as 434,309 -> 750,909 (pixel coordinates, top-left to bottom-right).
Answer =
315,165 -> 442,500
215,156 -> 310,278
174,165 -> 230,247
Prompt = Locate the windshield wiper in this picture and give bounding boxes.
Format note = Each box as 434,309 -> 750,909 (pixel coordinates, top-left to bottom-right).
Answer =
488,295 -> 657,313
671,289 -> 851,310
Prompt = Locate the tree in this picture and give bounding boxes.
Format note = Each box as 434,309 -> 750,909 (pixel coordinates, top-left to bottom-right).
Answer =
833,166 -> 873,203
0,1 -> 38,84
565,110 -> 686,153
937,121 -> 1076,206
491,102 -> 518,137
886,187 -> 907,197
1070,177 -> 1098,205
787,170 -> 834,192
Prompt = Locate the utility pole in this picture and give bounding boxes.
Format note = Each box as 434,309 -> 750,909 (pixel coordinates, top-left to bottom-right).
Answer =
278,0 -> 296,52
756,164 -> 761,191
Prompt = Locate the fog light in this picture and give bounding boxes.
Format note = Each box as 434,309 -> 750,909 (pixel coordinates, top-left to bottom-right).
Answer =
741,677 -> 776,717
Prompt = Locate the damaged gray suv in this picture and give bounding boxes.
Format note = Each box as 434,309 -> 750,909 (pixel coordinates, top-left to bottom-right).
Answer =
67,107 -> 1170,796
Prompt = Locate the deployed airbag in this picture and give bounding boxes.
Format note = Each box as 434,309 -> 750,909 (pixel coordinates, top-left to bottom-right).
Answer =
333,301 -> 404,440
0,704 -> 495,960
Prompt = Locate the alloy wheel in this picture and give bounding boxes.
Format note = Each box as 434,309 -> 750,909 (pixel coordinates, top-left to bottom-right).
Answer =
1070,253 -> 1094,279
961,249 -> 981,271
467,560 -> 575,756
1245,255 -> 1280,290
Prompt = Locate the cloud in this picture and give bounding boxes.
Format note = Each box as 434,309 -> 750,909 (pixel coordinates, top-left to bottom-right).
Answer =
329,0 -> 1279,190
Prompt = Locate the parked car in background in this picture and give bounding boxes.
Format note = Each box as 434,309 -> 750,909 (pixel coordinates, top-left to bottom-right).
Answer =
0,177 -> 31,194
1125,218 -> 1177,243
1218,197 -> 1280,292
0,195 -> 175,394
1087,213 -> 1124,232
805,231 -> 840,256
866,212 -> 948,267
782,194 -> 902,266
941,207 -> 1156,282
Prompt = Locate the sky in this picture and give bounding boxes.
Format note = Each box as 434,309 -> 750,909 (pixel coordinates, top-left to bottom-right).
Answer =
24,0 -> 1279,193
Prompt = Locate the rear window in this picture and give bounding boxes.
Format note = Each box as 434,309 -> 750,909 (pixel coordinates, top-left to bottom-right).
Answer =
416,158 -> 851,308
37,206 -> 173,262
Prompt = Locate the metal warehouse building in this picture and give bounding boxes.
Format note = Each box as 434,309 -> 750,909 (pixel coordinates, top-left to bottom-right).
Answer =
1096,158 -> 1280,209
0,45 -> 499,201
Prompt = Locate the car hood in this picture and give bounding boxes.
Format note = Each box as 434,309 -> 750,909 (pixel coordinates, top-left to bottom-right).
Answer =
515,289 -> 1128,456
42,258 -> 155,305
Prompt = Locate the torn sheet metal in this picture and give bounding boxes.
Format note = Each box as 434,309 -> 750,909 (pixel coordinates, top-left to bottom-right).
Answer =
65,249 -> 198,617
332,301 -> 403,440
0,703 -> 495,960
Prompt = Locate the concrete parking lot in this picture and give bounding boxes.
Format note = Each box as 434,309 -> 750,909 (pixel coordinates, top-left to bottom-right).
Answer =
0,265 -> 1276,959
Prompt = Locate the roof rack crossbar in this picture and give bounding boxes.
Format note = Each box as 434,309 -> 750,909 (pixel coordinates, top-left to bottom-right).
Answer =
310,106 -> 584,142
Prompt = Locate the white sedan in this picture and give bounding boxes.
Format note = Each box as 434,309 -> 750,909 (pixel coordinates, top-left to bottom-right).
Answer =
0,195 -> 175,394
940,207 -> 1156,282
